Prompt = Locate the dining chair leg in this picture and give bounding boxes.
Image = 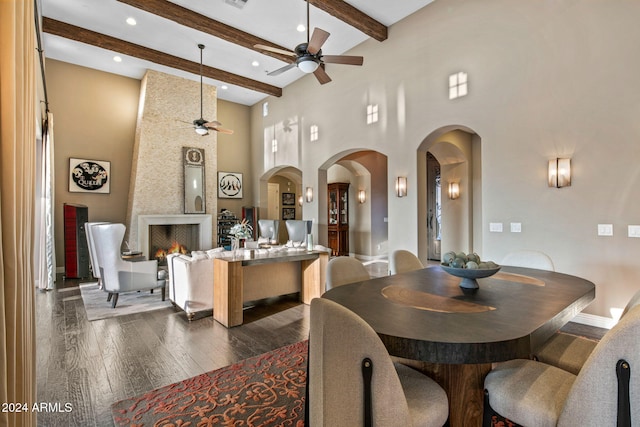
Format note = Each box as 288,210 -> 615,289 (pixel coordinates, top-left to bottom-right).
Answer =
107,292 -> 113,302
111,293 -> 119,308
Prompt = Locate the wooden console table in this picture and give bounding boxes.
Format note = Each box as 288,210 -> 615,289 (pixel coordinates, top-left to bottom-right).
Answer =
213,250 -> 329,327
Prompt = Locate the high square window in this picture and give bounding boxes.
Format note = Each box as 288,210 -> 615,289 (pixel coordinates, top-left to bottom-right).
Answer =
366,104 -> 379,124
449,72 -> 468,100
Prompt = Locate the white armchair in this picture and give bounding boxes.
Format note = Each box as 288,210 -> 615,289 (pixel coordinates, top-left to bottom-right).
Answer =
285,220 -> 312,245
92,223 -> 166,308
167,248 -> 228,320
257,219 -> 279,243
84,221 -> 109,288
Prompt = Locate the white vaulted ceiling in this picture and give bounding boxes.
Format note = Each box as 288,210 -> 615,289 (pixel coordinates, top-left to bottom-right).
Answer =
41,0 -> 434,105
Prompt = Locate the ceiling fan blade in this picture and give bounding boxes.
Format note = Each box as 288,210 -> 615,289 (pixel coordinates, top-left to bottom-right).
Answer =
207,126 -> 235,135
322,55 -> 364,66
268,62 -> 297,76
203,119 -> 234,135
313,65 -> 332,85
254,44 -> 296,57
307,28 -> 330,55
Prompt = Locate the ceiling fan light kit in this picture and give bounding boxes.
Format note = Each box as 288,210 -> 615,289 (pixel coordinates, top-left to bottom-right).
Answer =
297,56 -> 319,73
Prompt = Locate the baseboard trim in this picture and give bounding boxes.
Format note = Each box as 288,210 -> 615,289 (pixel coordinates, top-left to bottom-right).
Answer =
572,312 -> 615,330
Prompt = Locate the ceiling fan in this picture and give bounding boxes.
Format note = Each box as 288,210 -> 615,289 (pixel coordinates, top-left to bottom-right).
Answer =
254,0 -> 364,85
189,44 -> 234,136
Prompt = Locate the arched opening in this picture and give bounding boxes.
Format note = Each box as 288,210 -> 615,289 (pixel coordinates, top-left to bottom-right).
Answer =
259,166 -> 303,244
417,127 -> 482,263
318,150 -> 388,261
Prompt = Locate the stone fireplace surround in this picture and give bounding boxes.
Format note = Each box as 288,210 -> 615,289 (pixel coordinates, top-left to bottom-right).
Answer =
124,70 -> 218,253
138,214 -> 212,260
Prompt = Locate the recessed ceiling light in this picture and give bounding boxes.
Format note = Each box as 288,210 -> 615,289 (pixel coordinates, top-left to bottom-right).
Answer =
113,56 -> 122,63
221,85 -> 228,90
297,24 -> 305,32
126,17 -> 137,26
251,60 -> 260,67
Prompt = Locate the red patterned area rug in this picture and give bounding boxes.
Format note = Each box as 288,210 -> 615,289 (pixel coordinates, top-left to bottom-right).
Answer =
111,341 -> 307,427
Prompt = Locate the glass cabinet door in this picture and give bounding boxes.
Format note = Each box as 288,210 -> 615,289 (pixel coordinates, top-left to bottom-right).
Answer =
329,188 -> 338,225
340,190 -> 348,225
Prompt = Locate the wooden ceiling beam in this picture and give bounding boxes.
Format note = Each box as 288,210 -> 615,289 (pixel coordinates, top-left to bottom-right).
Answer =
307,0 -> 387,42
42,18 -> 282,98
116,0 -> 294,63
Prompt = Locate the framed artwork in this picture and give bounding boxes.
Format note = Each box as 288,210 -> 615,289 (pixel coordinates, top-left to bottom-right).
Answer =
282,192 -> 296,206
218,172 -> 243,199
282,207 -> 296,220
69,158 -> 110,193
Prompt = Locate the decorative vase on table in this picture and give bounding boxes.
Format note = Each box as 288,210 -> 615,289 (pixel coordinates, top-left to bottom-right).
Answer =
229,219 -> 253,256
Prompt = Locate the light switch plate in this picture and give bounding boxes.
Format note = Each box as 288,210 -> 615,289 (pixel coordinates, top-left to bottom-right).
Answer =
510,222 -> 522,233
489,222 -> 503,232
597,224 -> 613,236
628,225 -> 640,238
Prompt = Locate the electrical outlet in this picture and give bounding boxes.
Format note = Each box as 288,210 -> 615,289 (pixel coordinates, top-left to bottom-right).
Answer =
597,224 -> 613,236
510,222 -> 522,233
628,225 -> 640,238
489,222 -> 503,232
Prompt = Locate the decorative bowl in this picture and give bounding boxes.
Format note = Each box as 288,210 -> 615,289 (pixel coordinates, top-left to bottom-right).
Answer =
440,265 -> 501,289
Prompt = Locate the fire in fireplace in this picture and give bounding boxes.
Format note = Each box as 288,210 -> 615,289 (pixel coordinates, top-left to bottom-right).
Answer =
154,241 -> 188,263
149,224 -> 199,265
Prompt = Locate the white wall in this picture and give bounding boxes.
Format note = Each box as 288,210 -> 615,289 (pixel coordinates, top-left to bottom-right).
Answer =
250,0 -> 640,320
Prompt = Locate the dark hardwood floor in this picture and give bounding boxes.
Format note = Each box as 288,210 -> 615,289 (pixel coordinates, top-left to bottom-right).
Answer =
36,275 -> 310,426
35,262 -> 606,426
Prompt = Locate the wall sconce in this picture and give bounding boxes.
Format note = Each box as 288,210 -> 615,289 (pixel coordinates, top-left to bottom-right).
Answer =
298,195 -> 303,206
305,187 -> 313,202
448,182 -> 460,199
395,177 -> 407,197
358,190 -> 366,204
548,158 -> 571,188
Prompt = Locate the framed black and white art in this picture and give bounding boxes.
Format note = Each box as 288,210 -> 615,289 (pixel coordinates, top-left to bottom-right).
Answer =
282,192 -> 295,206
69,158 -> 111,194
218,172 -> 243,199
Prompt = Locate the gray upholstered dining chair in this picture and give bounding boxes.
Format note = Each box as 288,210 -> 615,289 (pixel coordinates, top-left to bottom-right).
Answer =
501,249 -> 555,271
284,219 -> 311,244
257,219 -> 279,243
308,298 -> 449,427
534,288 -> 640,375
325,256 -> 370,290
390,249 -> 424,275
484,304 -> 640,427
84,221 -> 109,288
92,223 -> 166,308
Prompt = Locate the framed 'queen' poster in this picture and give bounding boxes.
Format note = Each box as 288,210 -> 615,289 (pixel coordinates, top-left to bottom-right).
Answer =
69,158 -> 110,193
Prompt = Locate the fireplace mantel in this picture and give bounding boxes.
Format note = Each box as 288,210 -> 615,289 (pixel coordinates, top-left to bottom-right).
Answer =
138,214 -> 213,259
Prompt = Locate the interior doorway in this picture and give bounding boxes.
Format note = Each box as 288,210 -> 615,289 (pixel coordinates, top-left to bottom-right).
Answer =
417,127 -> 482,264
426,153 -> 442,261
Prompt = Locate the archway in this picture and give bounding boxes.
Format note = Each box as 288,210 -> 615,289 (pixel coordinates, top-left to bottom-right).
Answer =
417,126 -> 482,264
259,166 -> 303,243
318,150 -> 388,260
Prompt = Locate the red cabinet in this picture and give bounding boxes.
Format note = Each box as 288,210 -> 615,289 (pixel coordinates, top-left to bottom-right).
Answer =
64,203 -> 90,278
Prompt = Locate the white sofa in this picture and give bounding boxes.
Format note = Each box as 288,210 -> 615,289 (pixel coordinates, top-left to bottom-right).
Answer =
167,248 -> 228,320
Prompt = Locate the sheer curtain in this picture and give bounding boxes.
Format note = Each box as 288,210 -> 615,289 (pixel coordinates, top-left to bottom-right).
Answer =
0,0 -> 38,426
35,112 -> 56,290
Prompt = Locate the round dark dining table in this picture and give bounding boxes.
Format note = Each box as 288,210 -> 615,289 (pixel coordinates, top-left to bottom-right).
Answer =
322,265 -> 595,427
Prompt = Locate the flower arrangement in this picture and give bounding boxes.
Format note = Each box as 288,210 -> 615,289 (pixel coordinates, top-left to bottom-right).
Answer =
229,218 -> 253,239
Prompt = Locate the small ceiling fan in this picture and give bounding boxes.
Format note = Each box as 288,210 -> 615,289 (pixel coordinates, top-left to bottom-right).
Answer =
254,0 -> 363,85
188,44 -> 234,136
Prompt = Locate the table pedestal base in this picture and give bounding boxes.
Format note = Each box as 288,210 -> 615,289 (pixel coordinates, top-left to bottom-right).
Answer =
395,358 -> 491,427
